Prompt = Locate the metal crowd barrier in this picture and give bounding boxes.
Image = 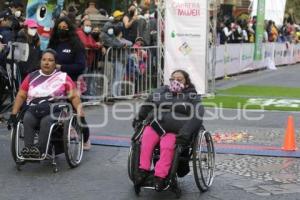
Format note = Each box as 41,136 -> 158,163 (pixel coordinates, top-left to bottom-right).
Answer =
103,46 -> 160,101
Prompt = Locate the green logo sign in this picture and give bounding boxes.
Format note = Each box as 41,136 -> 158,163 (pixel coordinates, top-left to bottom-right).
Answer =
171,31 -> 176,38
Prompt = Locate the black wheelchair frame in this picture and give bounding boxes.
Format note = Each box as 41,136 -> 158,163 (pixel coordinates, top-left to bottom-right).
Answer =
128,124 -> 215,198
10,104 -> 84,173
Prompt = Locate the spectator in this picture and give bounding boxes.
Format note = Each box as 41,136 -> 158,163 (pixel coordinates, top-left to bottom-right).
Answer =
101,10 -> 128,49
267,20 -> 278,42
16,18 -> 41,80
123,4 -> 139,44
77,18 -> 106,98
91,26 -> 101,42
0,10 -> 13,69
114,25 -> 132,47
48,17 -> 86,82
77,18 -> 106,64
100,25 -> 129,97
102,10 -> 124,35
220,21 -> 232,44
240,20 -> 249,43
0,10 -> 13,44
84,0 -> 99,15
8,1 -> 24,40
231,20 -> 242,43
149,10 -> 158,46
137,6 -> 151,46
66,4 -> 78,26
247,21 -> 255,43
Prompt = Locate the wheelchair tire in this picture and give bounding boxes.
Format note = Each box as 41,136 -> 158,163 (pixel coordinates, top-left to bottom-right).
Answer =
127,142 -> 140,182
63,115 -> 84,168
127,146 -> 134,181
11,122 -> 25,164
11,125 -> 18,162
192,130 -> 215,192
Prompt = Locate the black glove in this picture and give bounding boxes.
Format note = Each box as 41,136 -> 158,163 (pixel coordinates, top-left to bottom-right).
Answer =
132,118 -> 142,131
176,133 -> 190,145
7,114 -> 17,130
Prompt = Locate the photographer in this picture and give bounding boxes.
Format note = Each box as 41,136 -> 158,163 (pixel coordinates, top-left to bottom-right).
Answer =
123,4 -> 139,44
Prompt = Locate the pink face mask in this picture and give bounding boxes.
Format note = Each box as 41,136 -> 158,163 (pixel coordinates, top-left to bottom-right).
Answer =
169,80 -> 185,93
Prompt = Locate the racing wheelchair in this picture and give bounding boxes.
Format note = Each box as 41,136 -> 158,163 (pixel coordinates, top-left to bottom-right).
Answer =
128,123 -> 215,198
10,103 -> 84,173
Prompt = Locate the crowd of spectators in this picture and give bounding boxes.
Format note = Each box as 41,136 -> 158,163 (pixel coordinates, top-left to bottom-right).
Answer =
217,15 -> 300,45
0,0 -> 158,98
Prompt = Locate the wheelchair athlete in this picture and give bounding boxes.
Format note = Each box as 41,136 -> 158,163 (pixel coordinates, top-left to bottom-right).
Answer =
132,69 -> 204,191
7,49 -> 88,158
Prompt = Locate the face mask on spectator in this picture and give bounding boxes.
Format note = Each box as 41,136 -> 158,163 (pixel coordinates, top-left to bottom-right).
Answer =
27,28 -> 37,36
14,10 -> 21,18
169,80 -> 185,93
129,9 -> 136,17
91,32 -> 99,40
84,26 -> 92,34
57,29 -> 69,38
107,28 -> 114,35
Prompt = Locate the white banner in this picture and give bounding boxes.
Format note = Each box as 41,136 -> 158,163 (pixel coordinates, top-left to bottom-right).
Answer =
164,0 -> 207,94
214,43 -> 300,78
251,0 -> 286,26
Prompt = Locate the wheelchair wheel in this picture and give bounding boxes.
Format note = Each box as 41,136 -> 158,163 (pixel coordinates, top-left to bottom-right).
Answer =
127,146 -> 134,181
11,122 -> 25,164
192,130 -> 215,192
63,115 -> 84,168
127,141 -> 140,182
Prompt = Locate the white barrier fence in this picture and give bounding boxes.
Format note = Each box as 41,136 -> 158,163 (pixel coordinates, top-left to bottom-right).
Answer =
214,43 -> 300,78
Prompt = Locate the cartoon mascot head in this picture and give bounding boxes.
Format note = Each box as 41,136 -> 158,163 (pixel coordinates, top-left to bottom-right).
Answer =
26,0 -> 64,50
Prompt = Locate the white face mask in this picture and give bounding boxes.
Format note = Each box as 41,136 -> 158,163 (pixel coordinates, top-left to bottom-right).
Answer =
27,28 -> 37,36
84,26 -> 92,34
107,28 -> 114,35
14,10 -> 21,18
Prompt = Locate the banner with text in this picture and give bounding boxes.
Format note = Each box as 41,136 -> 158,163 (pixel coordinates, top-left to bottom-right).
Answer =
164,0 -> 207,94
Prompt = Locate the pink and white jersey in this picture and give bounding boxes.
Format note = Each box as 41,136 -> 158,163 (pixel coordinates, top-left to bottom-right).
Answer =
20,70 -> 76,104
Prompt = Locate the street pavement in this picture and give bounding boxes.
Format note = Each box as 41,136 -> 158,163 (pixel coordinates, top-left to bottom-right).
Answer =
1,64 -> 300,200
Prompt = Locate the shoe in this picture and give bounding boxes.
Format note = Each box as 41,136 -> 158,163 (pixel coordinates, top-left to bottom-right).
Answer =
83,139 -> 91,151
135,169 -> 149,186
154,176 -> 166,192
29,146 -> 41,158
21,147 -> 30,158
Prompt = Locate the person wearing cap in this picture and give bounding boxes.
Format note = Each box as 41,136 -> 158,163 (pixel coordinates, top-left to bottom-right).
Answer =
0,10 -> 13,71
102,10 -> 124,35
0,10 -> 13,44
16,18 -> 41,80
84,0 -> 100,15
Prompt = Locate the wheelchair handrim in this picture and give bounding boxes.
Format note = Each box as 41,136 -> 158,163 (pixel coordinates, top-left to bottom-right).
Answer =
65,116 -> 83,166
193,131 -> 215,190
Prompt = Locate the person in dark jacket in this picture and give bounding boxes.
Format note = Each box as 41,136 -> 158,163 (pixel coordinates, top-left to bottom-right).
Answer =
48,17 -> 86,82
132,69 -> 204,191
0,10 -> 13,44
